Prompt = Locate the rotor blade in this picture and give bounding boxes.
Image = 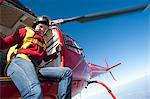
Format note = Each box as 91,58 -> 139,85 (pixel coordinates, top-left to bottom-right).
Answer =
62,4 -> 148,23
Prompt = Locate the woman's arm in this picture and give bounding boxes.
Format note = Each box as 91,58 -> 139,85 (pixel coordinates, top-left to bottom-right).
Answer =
0,28 -> 26,50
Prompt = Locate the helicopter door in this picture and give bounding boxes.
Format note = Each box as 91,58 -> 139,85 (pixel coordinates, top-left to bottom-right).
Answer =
0,2 -> 35,78
40,28 -> 61,67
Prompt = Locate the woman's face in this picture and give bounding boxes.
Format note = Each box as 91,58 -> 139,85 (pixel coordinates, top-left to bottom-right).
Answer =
34,23 -> 49,35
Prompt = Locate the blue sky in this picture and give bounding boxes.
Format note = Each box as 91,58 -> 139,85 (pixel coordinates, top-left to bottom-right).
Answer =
20,0 -> 149,98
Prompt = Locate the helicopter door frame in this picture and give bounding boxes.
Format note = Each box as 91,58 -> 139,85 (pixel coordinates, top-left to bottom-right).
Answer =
0,0 -> 36,81
40,26 -> 64,68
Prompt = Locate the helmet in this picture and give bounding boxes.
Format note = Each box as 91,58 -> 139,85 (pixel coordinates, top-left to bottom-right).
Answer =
35,16 -> 50,26
32,16 -> 50,28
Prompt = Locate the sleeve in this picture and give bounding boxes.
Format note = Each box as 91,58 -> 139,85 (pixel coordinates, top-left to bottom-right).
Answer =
0,28 -> 27,50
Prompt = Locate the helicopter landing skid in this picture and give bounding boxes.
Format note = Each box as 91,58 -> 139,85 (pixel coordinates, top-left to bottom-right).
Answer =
86,81 -> 117,99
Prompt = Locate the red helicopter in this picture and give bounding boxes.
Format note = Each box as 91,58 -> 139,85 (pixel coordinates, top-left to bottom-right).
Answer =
0,0 -> 148,99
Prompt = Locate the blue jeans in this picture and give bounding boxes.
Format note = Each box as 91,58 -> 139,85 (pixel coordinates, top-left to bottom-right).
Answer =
7,57 -> 72,99
7,57 -> 42,99
39,67 -> 72,99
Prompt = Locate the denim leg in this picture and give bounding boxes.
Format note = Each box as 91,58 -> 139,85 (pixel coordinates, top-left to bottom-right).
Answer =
7,57 -> 42,99
39,67 -> 72,99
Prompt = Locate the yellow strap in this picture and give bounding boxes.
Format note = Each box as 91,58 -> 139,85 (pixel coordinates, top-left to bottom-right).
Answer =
21,27 -> 46,50
24,27 -> 35,38
16,54 -> 31,62
23,38 -> 46,50
7,44 -> 18,63
21,27 -> 35,49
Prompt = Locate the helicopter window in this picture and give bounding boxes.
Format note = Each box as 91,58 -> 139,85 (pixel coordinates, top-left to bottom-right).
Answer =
63,34 -> 82,55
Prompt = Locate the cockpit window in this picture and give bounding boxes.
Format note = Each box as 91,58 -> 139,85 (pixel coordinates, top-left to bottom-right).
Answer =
63,34 -> 83,55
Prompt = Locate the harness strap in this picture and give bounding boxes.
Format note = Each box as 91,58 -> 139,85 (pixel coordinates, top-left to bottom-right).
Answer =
23,38 -> 46,50
16,54 -> 31,62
